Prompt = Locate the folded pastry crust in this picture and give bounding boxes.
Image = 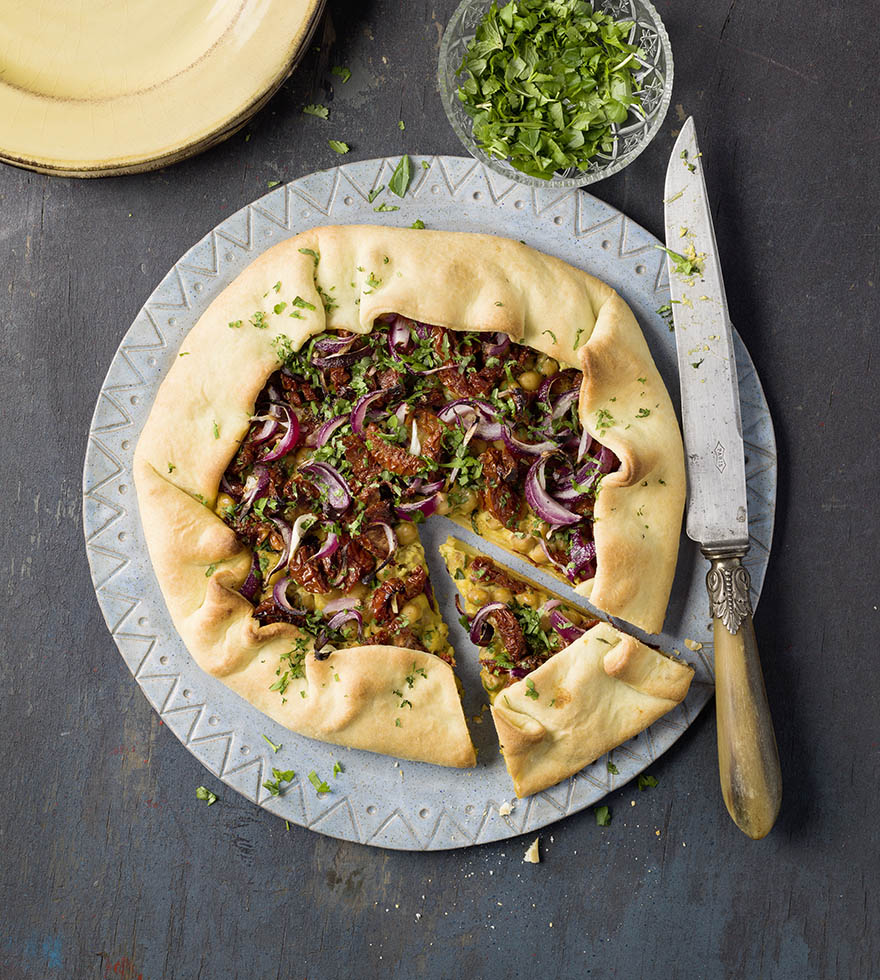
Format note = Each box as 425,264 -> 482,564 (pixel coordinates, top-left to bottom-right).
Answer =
134,225 -> 685,769
492,621 -> 694,797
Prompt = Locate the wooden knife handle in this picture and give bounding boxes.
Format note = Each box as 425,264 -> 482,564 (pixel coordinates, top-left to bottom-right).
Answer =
705,551 -> 782,839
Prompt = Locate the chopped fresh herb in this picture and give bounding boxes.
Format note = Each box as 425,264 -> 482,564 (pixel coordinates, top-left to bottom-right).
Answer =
595,805 -> 612,826
273,281 -> 282,293
574,326 -> 585,348
228,319 -> 242,329
525,678 -> 539,700
195,785 -> 218,806
374,203 -> 400,212
205,563 -> 217,577
454,568 -> 465,580
292,296 -> 316,311
167,463 -> 176,473
637,376 -> 646,384
365,272 -> 382,290
635,407 -> 651,418
179,352 -> 190,356
691,359 -> 704,369
655,244 -> 704,278
298,247 -> 320,266
308,770 -> 331,794
495,301 -> 504,307
388,154 -> 413,198
212,421 -> 220,439
273,302 -> 287,314
303,103 -> 329,120
263,768 -> 296,796
638,773 -> 659,791
421,160 -> 429,170
267,180 -> 281,189
250,311 -> 268,329
367,185 -> 385,203
410,219 -> 426,229
328,140 -> 350,154
398,120 -> 405,131
333,761 -> 344,777
595,408 -> 615,430
261,734 -> 282,753
395,718 -> 402,727
455,0 -> 644,180
607,761 -> 619,775
542,329 -> 558,344
331,65 -> 351,83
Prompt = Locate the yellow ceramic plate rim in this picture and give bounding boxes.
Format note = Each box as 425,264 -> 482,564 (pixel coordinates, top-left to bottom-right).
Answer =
0,0 -> 325,177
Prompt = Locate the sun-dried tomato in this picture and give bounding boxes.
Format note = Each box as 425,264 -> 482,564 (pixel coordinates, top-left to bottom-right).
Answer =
479,447 -> 524,529
487,607 -> 526,662
287,543 -> 330,594
367,617 -> 428,653
369,566 -> 427,622
365,424 -> 425,477
469,556 -> 522,594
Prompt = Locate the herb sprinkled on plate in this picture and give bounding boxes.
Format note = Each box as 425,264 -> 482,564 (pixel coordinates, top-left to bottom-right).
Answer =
196,785 -> 218,806
328,140 -> 350,155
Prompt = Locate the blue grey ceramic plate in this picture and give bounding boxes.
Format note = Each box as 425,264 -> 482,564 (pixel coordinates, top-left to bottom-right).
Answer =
83,156 -> 776,850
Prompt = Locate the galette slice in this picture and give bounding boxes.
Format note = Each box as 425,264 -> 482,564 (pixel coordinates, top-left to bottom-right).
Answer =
440,538 -> 694,797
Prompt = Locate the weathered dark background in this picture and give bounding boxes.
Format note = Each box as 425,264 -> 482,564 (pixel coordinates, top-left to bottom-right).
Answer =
1,1 -> 878,978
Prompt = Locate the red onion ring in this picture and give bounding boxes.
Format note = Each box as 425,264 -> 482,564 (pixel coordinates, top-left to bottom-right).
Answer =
260,406 -> 300,462
468,601 -> 508,645
239,552 -> 261,601
310,531 -> 339,562
351,389 -> 388,436
525,454 -> 582,526
395,494 -> 439,520
272,577 -> 309,615
299,461 -> 353,511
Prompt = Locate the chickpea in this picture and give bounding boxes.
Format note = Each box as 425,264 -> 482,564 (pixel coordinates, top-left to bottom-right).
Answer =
539,355 -> 559,377
467,585 -> 490,605
493,586 -> 514,604
471,438 -> 489,454
215,492 -> 236,514
517,370 -> 542,392
508,534 -> 533,554
491,439 -> 506,451
435,492 -> 450,516
347,582 -> 368,602
529,542 -> 549,564
517,589 -> 540,609
453,488 -> 478,515
396,522 -> 419,545
267,566 -> 286,589
299,592 -> 315,611
401,600 -> 423,623
483,514 -> 502,531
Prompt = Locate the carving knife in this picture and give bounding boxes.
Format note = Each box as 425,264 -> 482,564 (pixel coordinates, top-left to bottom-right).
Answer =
663,117 -> 782,839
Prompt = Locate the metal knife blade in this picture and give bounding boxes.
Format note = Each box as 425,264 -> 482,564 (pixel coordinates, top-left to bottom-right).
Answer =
663,117 -> 749,551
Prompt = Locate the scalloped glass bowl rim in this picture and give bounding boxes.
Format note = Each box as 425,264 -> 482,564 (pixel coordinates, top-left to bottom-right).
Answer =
438,0 -> 675,189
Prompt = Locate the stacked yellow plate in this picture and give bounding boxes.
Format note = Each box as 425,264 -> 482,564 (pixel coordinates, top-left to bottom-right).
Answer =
0,0 -> 324,176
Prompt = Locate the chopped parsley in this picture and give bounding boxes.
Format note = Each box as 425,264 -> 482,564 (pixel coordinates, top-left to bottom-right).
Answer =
367,185 -> 385,203
398,120 -> 405,130
655,244 -> 704,278
542,329 -> 558,344
213,421 -> 220,439
388,154 -> 413,198
308,771 -> 331,794
228,319 -> 242,329
595,805 -> 612,826
410,219 -> 426,229
250,311 -> 268,329
607,760 -> 619,775
167,462 -> 175,473
261,734 -> 282,753
205,564 -> 217,577
273,302 -> 287,314
298,247 -> 320,266
524,678 -> 539,700
333,761 -> 344,777
263,768 -> 296,796
292,296 -> 316,311
635,407 -> 651,418
331,65 -> 351,83
303,103 -> 329,120
374,202 -> 400,212
195,786 -> 218,806
637,773 -> 659,791
267,180 -> 281,189
328,140 -> 350,155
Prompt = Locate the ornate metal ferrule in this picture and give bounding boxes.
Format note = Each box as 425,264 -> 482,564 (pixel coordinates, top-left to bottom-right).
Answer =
703,548 -> 753,635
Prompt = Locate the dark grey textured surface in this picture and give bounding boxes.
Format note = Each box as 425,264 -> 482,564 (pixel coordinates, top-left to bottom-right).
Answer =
0,2 -> 877,978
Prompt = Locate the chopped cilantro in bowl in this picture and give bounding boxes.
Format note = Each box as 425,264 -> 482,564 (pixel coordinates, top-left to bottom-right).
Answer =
438,0 -> 673,187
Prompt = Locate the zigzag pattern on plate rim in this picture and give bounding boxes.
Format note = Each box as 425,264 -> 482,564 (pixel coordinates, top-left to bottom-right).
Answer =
83,156 -> 772,849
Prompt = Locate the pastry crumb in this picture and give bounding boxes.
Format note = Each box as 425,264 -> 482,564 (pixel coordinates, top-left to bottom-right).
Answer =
499,800 -> 515,816
523,837 -> 540,863
684,638 -> 703,651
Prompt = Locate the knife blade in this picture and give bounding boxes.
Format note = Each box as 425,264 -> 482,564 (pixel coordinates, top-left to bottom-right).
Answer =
663,117 -> 782,839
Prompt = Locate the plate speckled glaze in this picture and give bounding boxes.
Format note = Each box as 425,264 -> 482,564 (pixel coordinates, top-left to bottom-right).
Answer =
83,156 -> 776,850
0,0 -> 325,177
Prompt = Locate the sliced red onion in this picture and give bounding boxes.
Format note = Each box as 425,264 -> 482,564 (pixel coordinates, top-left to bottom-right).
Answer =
272,577 -> 309,615
551,387 -> 580,420
250,404 -> 283,445
307,414 -> 348,448
388,316 -> 413,361
300,461 -> 352,511
483,331 -> 510,357
548,609 -> 586,645
314,334 -> 357,355
351,389 -> 388,436
577,427 -> 593,462
310,531 -> 339,562
241,464 -> 269,510
408,419 -> 422,455
239,552 -> 261,601
437,398 -> 504,440
539,538 -> 573,580
364,521 -> 397,572
502,427 -> 559,457
322,596 -> 362,614
407,477 -> 445,496
596,445 -> 618,473
266,517 -> 293,578
312,346 -> 370,369
260,406 -> 300,462
395,494 -> 439,520
394,402 -> 409,424
326,609 -> 364,637
220,472 -> 235,495
539,598 -> 562,613
570,532 -> 597,575
289,513 -> 318,558
468,601 -> 507,645
525,455 -> 582,526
